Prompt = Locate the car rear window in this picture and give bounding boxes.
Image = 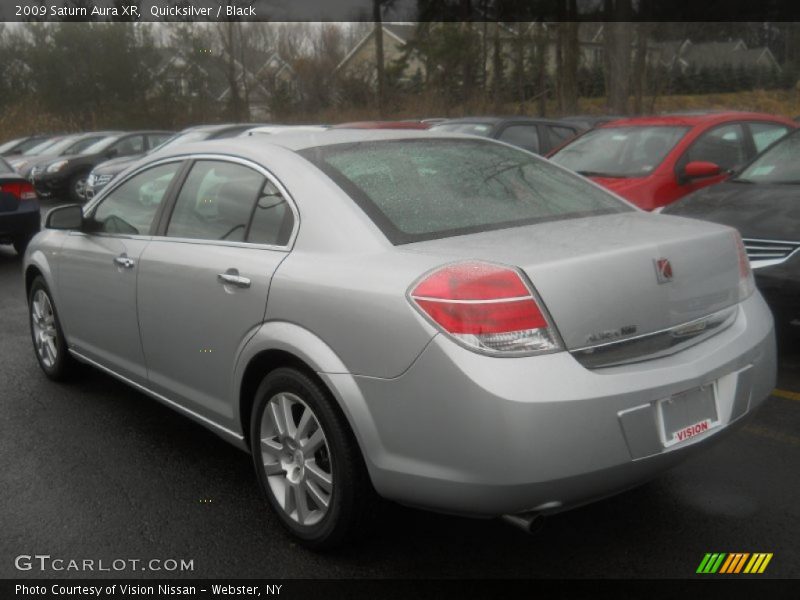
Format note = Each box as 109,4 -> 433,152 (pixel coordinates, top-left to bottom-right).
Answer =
301,139 -> 631,244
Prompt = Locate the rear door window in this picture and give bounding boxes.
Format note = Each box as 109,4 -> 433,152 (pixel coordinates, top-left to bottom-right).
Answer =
497,125 -> 540,153
112,135 -> 145,156
683,124 -> 748,171
165,160 -> 266,242
547,125 -> 577,146
147,133 -> 173,149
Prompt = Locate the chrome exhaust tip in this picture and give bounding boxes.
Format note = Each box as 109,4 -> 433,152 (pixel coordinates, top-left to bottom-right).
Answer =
500,512 -> 545,534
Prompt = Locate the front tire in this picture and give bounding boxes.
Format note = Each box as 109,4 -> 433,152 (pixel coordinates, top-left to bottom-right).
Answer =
250,367 -> 373,550
69,173 -> 88,203
28,276 -> 76,381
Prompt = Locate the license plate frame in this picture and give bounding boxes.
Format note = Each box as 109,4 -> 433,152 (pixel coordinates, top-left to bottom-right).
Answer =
657,383 -> 720,448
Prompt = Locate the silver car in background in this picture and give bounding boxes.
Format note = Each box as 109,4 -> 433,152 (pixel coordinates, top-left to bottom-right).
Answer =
23,131 -> 776,549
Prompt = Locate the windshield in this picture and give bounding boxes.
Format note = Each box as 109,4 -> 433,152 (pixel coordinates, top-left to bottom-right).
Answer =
736,131 -> 800,184
24,137 -> 67,156
551,126 -> 689,178
0,138 -> 23,153
79,136 -> 120,155
430,122 -> 495,137
301,139 -> 630,244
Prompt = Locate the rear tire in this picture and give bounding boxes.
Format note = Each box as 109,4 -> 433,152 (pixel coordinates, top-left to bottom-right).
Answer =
249,367 -> 374,550
28,276 -> 77,381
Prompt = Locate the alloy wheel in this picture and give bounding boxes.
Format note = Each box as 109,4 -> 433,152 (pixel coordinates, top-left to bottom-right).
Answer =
31,289 -> 58,368
73,177 -> 87,200
259,392 -> 334,527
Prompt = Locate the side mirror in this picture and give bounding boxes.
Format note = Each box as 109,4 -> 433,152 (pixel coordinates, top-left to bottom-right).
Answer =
105,148 -> 118,159
45,204 -> 83,230
683,160 -> 721,180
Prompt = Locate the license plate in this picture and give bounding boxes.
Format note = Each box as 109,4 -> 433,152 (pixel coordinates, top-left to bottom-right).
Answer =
658,384 -> 719,447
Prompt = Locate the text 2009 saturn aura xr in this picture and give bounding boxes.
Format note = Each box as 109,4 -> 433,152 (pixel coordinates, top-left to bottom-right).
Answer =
23,131 -> 775,549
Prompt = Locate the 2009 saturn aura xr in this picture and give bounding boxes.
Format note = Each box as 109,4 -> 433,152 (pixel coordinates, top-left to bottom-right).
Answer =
23,131 -> 776,549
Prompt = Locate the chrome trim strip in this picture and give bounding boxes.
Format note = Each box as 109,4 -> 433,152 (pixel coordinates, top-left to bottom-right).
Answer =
82,153 -> 301,251
411,295 -> 532,304
69,349 -> 245,444
743,238 -> 800,270
571,305 -> 739,369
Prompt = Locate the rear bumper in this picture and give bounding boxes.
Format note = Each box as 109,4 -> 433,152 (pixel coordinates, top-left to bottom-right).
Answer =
323,292 -> 776,517
0,207 -> 40,241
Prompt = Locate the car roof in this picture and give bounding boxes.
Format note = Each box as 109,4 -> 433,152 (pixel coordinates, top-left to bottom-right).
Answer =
597,111 -> 796,128
437,116 -> 582,127
76,130 -> 124,138
152,129 -> 479,159
331,121 -> 430,130
181,123 -> 258,134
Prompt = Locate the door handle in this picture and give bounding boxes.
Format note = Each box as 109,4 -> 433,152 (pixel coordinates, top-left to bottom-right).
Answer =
113,255 -> 135,269
217,272 -> 251,288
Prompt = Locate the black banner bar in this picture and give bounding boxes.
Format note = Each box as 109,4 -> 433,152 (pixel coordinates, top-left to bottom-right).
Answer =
2,579 -> 799,600
4,1 -> 800,23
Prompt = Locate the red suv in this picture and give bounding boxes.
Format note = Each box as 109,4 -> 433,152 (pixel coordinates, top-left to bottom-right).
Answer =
549,112 -> 797,210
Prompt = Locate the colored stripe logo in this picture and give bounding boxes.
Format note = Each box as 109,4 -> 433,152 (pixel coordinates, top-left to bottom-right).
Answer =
697,553 -> 773,574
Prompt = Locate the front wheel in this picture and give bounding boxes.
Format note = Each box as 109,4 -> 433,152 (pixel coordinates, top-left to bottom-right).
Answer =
69,173 -> 88,203
250,367 -> 373,550
28,276 -> 76,380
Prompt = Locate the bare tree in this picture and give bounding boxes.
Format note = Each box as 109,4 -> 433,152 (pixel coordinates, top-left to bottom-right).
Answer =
632,22 -> 651,114
372,1 -> 386,116
604,0 -> 633,114
557,1 -> 579,114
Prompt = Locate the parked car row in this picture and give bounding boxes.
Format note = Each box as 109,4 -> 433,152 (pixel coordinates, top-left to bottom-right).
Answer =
4,110 -> 798,346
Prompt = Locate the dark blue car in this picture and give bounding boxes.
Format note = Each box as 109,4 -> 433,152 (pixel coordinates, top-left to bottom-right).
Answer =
0,157 -> 39,255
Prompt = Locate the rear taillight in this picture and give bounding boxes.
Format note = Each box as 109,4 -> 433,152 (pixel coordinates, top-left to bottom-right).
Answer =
734,232 -> 755,301
409,261 -> 562,355
0,181 -> 37,201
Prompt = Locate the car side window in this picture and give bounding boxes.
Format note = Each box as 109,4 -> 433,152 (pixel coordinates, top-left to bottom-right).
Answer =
166,160 -> 265,242
684,124 -> 748,171
750,123 -> 789,153
113,135 -> 145,156
497,125 -> 540,153
147,133 -> 172,149
547,126 -> 577,145
91,162 -> 181,235
246,180 -> 295,246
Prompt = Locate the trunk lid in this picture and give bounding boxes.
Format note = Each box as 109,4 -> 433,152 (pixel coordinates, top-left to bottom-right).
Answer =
401,212 -> 741,352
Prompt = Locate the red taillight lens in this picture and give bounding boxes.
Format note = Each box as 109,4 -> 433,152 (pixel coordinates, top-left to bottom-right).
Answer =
0,181 -> 37,201
734,232 -> 755,301
409,261 -> 561,354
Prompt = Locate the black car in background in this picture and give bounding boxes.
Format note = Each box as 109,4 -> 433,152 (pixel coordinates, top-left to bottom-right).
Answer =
12,132 -> 119,180
85,124 -> 257,199
664,129 -> 800,339
0,156 -> 39,255
429,116 -> 587,154
559,115 -> 624,130
31,130 -> 171,202
0,135 -> 58,157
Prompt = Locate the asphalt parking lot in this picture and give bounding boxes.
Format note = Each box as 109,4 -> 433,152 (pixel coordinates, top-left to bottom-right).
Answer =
1,199 -> 799,579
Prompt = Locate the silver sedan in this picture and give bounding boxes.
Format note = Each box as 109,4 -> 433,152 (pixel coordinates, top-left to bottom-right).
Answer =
23,130 -> 776,549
